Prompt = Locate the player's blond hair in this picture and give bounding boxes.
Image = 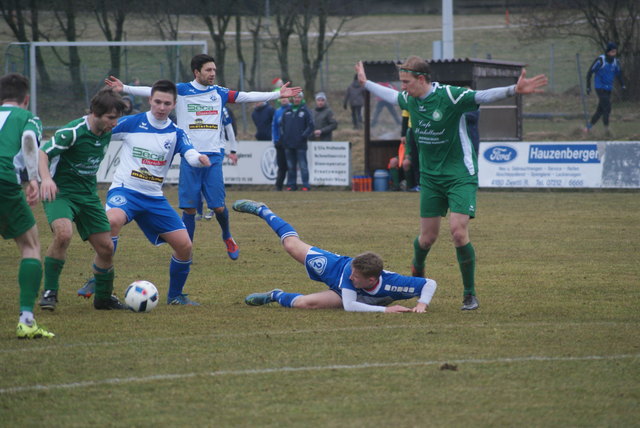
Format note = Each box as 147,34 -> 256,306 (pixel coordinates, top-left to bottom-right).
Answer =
352,252 -> 384,278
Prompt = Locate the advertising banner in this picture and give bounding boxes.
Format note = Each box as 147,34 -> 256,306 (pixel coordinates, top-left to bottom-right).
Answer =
478,141 -> 640,189
97,140 -> 351,186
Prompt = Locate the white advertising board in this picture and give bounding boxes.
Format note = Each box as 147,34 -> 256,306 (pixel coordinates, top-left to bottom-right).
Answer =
478,141 -> 640,189
97,140 -> 351,186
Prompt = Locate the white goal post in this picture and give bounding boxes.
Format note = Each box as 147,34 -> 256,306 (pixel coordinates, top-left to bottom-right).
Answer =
27,40 -> 208,115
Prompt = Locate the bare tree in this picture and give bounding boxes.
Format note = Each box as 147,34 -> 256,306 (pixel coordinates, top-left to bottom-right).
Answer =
267,0 -> 298,84
519,0 -> 639,97
294,0 -> 352,99
235,14 -> 263,89
144,5 -> 190,81
0,0 -> 52,86
199,0 -> 235,87
52,0 -> 83,97
92,1 -> 127,78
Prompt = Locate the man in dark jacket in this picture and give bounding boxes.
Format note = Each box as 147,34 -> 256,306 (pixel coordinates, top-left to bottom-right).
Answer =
251,101 -> 275,141
311,92 -> 338,141
344,75 -> 365,129
585,42 -> 626,134
280,92 -> 314,191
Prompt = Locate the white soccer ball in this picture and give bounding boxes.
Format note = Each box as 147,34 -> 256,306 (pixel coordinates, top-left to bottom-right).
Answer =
124,280 -> 159,313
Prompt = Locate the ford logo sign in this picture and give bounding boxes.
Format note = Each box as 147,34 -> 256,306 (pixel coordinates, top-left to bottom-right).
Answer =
484,146 -> 517,163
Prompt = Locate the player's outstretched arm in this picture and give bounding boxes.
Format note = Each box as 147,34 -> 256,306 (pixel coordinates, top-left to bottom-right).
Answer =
279,82 -> 302,98
105,76 -> 124,92
412,302 -> 428,313
515,69 -> 548,95
38,150 -> 57,202
355,61 -> 367,85
384,305 -> 413,313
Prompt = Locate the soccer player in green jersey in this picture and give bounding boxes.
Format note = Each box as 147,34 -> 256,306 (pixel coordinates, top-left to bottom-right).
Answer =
356,57 -> 547,310
0,73 -> 54,339
38,88 -> 128,310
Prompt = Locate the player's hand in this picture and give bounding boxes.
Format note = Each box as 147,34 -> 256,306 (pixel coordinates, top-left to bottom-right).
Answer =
228,152 -> 238,165
25,180 -> 40,206
279,82 -> 302,99
412,302 -> 428,313
198,155 -> 211,167
40,178 -> 58,202
355,61 -> 367,86
314,130 -> 322,137
515,69 -> 548,95
384,305 -> 412,313
105,75 -> 124,92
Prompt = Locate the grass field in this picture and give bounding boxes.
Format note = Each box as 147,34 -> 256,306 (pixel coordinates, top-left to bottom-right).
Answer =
1,188 -> 638,426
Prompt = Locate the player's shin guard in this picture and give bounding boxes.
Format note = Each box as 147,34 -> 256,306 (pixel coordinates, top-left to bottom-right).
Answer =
456,242 -> 476,296
93,266 -> 115,300
19,258 -> 42,313
412,236 -> 430,270
273,290 -> 302,308
215,207 -> 232,240
168,256 -> 191,300
182,212 -> 196,242
259,208 -> 298,242
43,256 -> 64,292
111,236 -> 119,254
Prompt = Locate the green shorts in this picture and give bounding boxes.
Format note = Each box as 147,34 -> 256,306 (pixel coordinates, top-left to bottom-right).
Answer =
43,191 -> 110,241
0,180 -> 36,239
419,177 -> 477,218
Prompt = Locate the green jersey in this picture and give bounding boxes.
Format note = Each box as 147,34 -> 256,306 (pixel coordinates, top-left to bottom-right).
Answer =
397,83 -> 478,182
40,116 -> 112,195
0,106 -> 42,185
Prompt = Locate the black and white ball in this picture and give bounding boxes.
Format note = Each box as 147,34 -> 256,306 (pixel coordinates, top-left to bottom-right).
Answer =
124,280 -> 159,313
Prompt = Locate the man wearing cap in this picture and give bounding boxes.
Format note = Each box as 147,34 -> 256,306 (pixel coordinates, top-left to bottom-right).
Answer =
311,92 -> 338,141
585,42 -> 626,134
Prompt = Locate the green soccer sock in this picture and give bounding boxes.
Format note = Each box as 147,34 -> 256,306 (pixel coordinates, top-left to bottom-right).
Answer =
456,242 -> 476,296
389,167 -> 400,190
93,268 -> 115,300
19,258 -> 43,313
412,236 -> 430,269
44,256 -> 65,292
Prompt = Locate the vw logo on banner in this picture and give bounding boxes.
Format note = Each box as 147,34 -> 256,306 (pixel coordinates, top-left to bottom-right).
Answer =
261,147 -> 278,180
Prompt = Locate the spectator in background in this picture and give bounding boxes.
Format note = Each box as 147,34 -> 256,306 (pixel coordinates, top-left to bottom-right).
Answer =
272,97 -> 290,191
281,92 -> 314,191
252,101 -> 275,141
585,42 -> 626,135
371,82 -> 401,128
311,92 -> 338,141
121,95 -> 139,116
343,74 -> 365,129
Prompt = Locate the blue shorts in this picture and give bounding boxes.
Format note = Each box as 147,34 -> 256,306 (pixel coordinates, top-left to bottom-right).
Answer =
304,247 -> 351,291
178,152 -> 226,210
106,187 -> 185,246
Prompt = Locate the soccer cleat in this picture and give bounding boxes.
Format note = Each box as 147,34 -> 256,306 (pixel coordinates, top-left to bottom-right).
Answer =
232,199 -> 266,216
301,187 -> 310,191
411,265 -> 424,278
38,289 -> 58,311
168,294 -> 200,306
461,294 -> 479,311
245,289 -> 282,306
94,295 -> 127,310
224,237 -> 240,260
204,209 -> 214,220
16,321 -> 55,339
195,214 -> 203,221
77,277 -> 96,298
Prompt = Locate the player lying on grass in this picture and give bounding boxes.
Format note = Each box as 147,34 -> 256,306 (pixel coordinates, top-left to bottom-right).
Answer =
78,80 -> 211,306
233,200 -> 437,312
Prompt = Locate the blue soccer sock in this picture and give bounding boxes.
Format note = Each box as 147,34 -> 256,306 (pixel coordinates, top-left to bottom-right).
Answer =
273,290 -> 302,308
182,212 -> 196,242
112,236 -> 119,254
215,207 -> 232,240
259,208 -> 298,242
168,256 -> 192,300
